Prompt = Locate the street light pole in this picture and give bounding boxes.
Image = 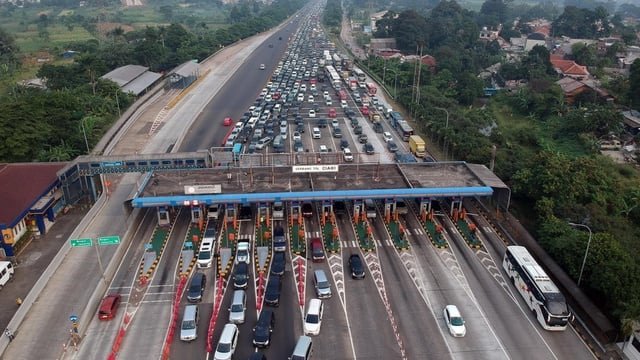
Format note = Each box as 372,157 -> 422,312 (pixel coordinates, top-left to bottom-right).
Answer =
434,107 -> 450,159
568,222 -> 592,287
80,118 -> 90,154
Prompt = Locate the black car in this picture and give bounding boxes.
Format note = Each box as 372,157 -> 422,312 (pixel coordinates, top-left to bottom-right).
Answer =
186,272 -> 206,302
249,352 -> 267,360
264,275 -> 282,306
354,125 -> 363,135
239,205 -> 253,220
316,118 -> 328,128
271,252 -> 286,276
234,262 -> 249,289
363,142 -> 374,155
387,141 -> 399,153
349,254 -> 365,279
358,134 -> 368,143
253,309 -> 275,348
302,202 -> 313,217
296,123 -> 305,134
339,139 -> 349,150
334,200 -> 347,215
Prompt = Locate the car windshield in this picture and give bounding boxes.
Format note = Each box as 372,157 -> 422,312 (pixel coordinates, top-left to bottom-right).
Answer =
231,304 -> 243,312
198,251 -> 211,260
217,342 -> 231,352
182,320 -> 196,330
450,316 -> 464,326
306,314 -> 319,323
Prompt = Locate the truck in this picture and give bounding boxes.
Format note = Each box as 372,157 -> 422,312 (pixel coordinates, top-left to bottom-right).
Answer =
409,135 -> 426,158
389,111 -> 404,128
368,112 -> 381,123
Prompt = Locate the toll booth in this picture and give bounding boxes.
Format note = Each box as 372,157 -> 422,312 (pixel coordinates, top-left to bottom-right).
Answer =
258,202 -> 269,220
353,199 -> 362,222
290,201 -> 300,221
190,203 -> 202,223
384,198 -> 396,220
321,200 -> 332,224
157,206 -> 170,226
418,198 -> 432,220
226,203 -> 236,221
450,198 -> 463,217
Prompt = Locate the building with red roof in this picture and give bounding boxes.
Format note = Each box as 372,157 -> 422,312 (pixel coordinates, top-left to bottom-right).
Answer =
0,162 -> 66,257
550,58 -> 590,80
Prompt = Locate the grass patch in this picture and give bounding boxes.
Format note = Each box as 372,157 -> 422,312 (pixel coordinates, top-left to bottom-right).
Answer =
14,24 -> 95,53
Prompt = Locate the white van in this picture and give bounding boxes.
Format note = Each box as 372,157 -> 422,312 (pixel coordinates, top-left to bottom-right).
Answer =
256,137 -> 272,150
290,335 -> 313,360
214,324 -> 239,360
197,239 -> 214,268
304,299 -> 323,335
272,201 -> 284,219
180,305 -> 199,342
313,270 -> 332,299
228,290 -> 246,324
0,261 -> 14,288
365,199 -> 377,218
312,127 -> 321,139
207,204 -> 220,220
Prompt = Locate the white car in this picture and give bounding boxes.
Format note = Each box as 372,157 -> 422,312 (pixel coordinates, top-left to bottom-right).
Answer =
340,100 -> 348,108
293,131 -> 302,141
235,242 -> 250,265
383,132 -> 393,143
304,299 -> 323,335
443,305 -> 466,337
325,99 -> 332,106
309,109 -> 316,118
308,95 -> 314,103
214,324 -> 238,360
343,148 -> 353,162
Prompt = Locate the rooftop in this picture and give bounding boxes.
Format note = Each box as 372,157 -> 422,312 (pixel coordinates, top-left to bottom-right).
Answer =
0,162 -> 66,226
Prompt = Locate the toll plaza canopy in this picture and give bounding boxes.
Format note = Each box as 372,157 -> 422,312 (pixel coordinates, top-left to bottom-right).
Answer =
131,162 -> 508,208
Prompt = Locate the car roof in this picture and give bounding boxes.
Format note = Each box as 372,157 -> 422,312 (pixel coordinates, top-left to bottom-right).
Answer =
445,304 -> 462,316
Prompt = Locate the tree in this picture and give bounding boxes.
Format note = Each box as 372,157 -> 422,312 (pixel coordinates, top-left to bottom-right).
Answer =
0,27 -> 20,79
571,42 -> 596,66
553,6 -> 611,38
479,0 -> 508,27
629,59 -> 640,107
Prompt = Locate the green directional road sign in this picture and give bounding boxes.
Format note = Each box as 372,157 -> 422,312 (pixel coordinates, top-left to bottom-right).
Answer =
70,238 -> 93,247
98,236 -> 120,246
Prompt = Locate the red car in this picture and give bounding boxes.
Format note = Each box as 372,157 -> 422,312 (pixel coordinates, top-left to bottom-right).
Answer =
98,294 -> 121,320
328,108 -> 336,118
223,117 -> 233,126
310,238 -> 325,262
361,106 -> 369,116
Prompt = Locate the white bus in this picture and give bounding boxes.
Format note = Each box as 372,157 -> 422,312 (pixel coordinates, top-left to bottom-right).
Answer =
502,246 -> 571,331
353,68 -> 366,83
0,261 -> 15,288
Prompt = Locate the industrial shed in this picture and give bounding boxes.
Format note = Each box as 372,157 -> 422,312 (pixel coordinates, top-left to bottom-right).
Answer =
101,65 -> 162,96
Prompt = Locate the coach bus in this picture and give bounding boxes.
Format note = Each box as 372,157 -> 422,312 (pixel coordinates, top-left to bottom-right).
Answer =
353,68 -> 366,83
502,246 -> 571,331
397,121 -> 414,141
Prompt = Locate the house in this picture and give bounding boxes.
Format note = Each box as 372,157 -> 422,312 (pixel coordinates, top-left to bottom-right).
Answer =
0,163 -> 67,257
369,38 -> 397,55
401,55 -> 437,72
479,26 -> 502,42
556,77 -> 613,104
622,110 -> 640,134
550,58 -> 590,80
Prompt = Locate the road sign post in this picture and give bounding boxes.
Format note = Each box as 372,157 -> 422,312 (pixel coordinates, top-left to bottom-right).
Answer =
70,238 -> 93,247
98,236 -> 120,246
